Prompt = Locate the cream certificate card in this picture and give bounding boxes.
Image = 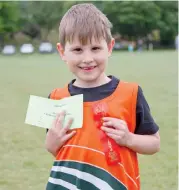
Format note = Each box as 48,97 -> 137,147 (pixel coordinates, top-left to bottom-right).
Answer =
25,94 -> 83,129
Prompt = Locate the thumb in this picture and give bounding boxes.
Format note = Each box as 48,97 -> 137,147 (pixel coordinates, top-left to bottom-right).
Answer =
63,130 -> 76,142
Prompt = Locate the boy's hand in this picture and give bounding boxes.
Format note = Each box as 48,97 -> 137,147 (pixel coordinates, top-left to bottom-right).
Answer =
45,111 -> 76,157
101,117 -> 131,147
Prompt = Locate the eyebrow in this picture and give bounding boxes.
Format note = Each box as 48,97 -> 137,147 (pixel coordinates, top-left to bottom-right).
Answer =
68,42 -> 103,50
69,45 -> 82,50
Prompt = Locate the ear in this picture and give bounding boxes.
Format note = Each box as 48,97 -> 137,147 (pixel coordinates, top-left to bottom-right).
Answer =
57,43 -> 66,61
108,38 -> 115,57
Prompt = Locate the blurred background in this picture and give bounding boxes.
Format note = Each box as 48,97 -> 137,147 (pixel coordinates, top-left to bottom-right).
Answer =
0,1 -> 178,190
0,1 -> 178,53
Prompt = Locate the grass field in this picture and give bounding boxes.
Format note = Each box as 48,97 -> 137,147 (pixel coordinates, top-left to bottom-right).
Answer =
0,51 -> 178,190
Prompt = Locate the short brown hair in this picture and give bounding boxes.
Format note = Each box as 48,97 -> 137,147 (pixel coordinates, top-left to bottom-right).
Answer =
59,3 -> 113,47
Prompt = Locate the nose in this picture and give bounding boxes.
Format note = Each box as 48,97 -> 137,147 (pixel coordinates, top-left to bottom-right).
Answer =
82,51 -> 94,64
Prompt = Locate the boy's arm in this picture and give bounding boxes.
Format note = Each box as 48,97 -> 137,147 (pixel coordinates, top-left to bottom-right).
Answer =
102,86 -> 160,155
129,85 -> 160,154
126,131 -> 160,155
102,119 -> 160,155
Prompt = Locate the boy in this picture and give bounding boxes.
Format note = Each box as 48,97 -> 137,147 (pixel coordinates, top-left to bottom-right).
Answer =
45,3 -> 160,190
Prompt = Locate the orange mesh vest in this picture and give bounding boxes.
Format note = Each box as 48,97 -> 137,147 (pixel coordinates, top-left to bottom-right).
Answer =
46,81 -> 140,190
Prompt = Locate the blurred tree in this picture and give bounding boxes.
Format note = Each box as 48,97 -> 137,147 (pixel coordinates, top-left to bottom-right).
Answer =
0,2 -> 20,45
97,1 -> 178,45
18,1 -> 41,41
0,1 -> 178,47
155,1 -> 178,46
20,1 -> 76,41
102,1 -> 161,39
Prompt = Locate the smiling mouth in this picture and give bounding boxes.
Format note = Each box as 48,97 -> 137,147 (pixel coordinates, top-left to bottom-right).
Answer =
79,66 -> 97,71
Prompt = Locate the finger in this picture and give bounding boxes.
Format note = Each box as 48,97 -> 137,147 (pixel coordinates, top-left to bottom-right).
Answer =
104,119 -> 126,130
106,133 -> 119,141
62,130 -> 76,142
120,120 -> 127,125
102,117 -> 113,122
103,128 -> 124,137
101,126 -> 118,135
103,117 -> 126,124
103,119 -> 122,130
103,120 -> 113,127
113,121 -> 127,130
103,117 -> 120,125
52,114 -> 59,129
61,117 -> 74,134
55,111 -> 66,129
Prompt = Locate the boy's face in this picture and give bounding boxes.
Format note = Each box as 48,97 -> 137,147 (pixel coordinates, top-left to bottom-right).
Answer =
57,36 -> 115,87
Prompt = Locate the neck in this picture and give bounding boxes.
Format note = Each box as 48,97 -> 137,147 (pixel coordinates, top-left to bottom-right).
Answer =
73,73 -> 111,88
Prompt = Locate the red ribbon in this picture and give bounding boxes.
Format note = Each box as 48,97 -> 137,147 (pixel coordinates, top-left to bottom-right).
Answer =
92,103 -> 121,165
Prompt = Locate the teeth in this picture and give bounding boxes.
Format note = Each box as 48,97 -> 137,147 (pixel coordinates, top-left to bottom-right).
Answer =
79,66 -> 96,70
84,67 -> 94,70
83,66 -> 95,69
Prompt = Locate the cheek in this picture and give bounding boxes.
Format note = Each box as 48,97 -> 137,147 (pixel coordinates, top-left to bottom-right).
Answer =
96,56 -> 108,67
65,55 -> 79,67
66,62 -> 77,72
65,54 -> 76,62
95,50 -> 109,63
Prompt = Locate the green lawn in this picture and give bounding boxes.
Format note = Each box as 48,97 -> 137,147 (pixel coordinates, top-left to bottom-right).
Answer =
0,51 -> 177,190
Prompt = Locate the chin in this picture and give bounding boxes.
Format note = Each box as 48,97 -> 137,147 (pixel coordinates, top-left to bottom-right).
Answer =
81,75 -> 100,82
